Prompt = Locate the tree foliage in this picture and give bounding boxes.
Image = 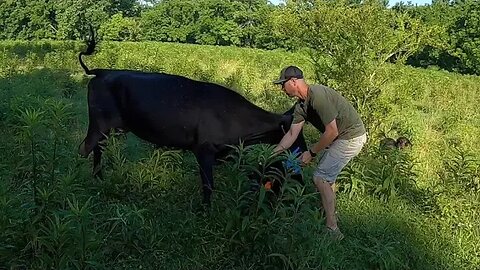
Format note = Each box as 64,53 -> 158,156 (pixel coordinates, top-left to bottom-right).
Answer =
396,0 -> 480,75
0,0 -> 140,40
99,13 -> 141,41
0,0 -> 479,74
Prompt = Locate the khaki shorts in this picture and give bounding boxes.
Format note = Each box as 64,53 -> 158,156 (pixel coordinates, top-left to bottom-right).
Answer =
314,133 -> 367,183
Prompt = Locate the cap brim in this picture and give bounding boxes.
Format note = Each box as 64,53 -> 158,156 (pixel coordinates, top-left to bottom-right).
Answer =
273,79 -> 287,84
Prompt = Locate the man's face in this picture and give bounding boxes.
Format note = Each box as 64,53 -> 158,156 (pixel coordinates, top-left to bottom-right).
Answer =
281,78 -> 295,97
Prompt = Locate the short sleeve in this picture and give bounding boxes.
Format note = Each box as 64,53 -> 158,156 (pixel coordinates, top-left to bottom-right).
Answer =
312,89 -> 337,126
292,102 -> 306,124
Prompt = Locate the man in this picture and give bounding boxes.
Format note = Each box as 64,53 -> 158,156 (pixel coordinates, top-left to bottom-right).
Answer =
272,66 -> 367,240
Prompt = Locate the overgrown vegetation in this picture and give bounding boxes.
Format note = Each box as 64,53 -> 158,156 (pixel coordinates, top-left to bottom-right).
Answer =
0,37 -> 479,269
0,3 -> 479,269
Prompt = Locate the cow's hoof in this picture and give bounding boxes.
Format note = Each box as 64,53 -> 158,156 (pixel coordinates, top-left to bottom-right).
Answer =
93,168 -> 103,180
192,202 -> 211,216
78,142 -> 89,157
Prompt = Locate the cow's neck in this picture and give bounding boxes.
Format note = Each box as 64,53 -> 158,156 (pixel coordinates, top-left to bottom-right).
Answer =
242,114 -> 284,146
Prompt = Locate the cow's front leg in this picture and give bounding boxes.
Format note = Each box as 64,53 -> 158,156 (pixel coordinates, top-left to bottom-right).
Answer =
194,146 -> 216,207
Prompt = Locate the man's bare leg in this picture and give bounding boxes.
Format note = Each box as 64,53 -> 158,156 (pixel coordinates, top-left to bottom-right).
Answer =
314,176 -> 337,229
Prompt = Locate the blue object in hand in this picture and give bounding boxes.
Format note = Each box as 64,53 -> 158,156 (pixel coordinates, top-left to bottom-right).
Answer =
283,147 -> 302,174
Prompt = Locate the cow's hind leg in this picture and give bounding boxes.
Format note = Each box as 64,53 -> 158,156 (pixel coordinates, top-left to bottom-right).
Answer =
93,144 -> 103,179
79,129 -> 107,177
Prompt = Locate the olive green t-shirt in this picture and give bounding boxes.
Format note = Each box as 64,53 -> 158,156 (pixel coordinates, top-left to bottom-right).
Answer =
293,85 -> 366,140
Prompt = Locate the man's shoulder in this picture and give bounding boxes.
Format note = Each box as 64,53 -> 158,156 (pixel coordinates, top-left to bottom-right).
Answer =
309,84 -> 334,96
309,84 -> 325,91
310,84 -> 347,101
308,84 -> 331,102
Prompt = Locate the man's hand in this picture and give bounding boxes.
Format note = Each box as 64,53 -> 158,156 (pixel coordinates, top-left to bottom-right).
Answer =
300,150 -> 313,165
302,119 -> 338,165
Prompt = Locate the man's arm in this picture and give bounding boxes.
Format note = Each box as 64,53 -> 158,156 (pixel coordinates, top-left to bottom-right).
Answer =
273,121 -> 305,153
310,119 -> 339,154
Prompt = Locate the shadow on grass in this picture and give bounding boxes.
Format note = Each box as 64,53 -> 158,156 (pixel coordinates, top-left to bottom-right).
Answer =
338,195 -> 456,270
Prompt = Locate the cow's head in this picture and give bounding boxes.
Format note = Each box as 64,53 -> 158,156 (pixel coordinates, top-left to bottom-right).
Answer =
248,104 -> 307,194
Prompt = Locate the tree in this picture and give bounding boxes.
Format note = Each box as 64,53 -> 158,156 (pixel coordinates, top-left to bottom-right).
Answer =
107,0 -> 140,17
233,0 -> 278,48
450,0 -> 480,74
194,0 -> 243,46
0,0 -> 141,40
0,0 -> 56,40
140,0 -> 200,43
54,0 -> 112,40
99,12 -> 142,41
141,0 -> 244,46
399,0 -> 480,75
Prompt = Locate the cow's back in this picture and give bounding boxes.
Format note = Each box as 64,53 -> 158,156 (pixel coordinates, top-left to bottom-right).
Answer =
99,71 -> 282,148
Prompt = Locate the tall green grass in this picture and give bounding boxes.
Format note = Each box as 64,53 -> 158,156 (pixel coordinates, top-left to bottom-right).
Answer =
0,40 -> 479,269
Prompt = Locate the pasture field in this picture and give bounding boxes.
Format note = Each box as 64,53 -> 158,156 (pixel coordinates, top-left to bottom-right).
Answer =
0,41 -> 479,269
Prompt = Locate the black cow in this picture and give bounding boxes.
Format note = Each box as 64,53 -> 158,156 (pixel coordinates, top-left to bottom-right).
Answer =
77,28 -> 306,206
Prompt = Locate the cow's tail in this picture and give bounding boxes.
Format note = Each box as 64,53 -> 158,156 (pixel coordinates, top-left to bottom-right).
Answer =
78,24 -> 96,76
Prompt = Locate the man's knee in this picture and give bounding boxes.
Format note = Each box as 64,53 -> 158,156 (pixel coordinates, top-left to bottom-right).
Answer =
314,176 -> 334,190
314,174 -> 335,184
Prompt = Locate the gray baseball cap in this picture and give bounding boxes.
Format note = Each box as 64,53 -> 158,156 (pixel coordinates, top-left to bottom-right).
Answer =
273,66 -> 304,84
